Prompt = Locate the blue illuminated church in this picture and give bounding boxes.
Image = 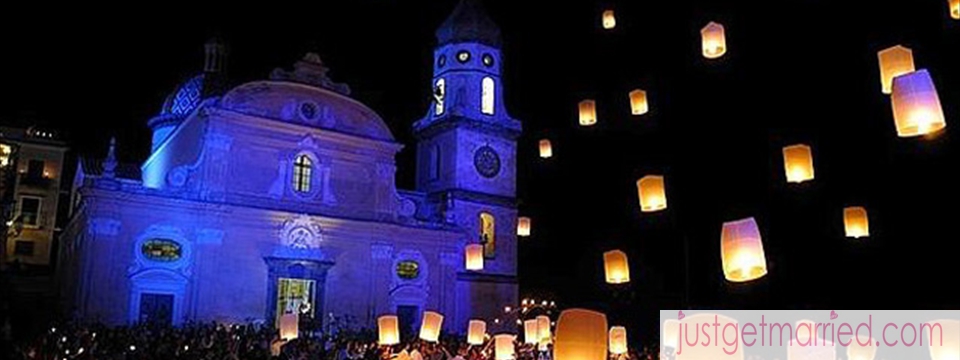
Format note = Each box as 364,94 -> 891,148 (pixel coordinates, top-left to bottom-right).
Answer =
59,0 -> 520,334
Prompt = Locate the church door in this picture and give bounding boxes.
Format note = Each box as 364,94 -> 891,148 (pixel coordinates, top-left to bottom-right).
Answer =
275,278 -> 316,326
397,305 -> 419,339
139,293 -> 174,326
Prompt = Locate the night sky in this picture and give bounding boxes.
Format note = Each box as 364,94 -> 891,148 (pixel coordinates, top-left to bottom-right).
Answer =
2,0 -> 959,341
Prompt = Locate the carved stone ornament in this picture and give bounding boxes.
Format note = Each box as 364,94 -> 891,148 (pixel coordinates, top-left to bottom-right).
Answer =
280,214 -> 323,249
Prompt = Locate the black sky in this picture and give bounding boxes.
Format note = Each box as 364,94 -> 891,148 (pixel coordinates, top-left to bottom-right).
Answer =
2,0 -> 959,342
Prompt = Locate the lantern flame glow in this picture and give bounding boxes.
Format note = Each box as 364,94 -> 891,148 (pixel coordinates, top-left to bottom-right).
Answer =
720,217 -> 768,283
877,45 -> 915,95
602,10 -> 616,29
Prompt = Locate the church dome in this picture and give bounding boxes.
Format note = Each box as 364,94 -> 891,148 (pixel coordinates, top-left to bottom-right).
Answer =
435,0 -> 501,47
148,73 -> 213,130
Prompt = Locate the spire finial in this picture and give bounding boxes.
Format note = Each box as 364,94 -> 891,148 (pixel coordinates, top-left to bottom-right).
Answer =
103,137 -> 117,178
204,36 -> 227,73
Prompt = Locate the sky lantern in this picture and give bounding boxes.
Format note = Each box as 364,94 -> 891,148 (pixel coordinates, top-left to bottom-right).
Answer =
536,316 -> 552,343
555,309 -> 608,360
701,22 -> 727,59
951,0 -> 959,20
378,315 -> 400,346
419,311 -> 443,342
603,250 -> 630,284
467,320 -> 487,346
495,334 -> 516,360
891,69 -> 946,137
629,89 -> 649,115
517,217 -> 532,237
524,320 -> 540,344
843,206 -> 870,238
926,319 -> 960,360
636,175 -> 667,212
539,139 -> 553,158
279,313 -> 299,341
782,144 -> 815,184
846,335 -> 877,360
602,10 -> 616,29
608,327 -> 628,355
465,244 -> 484,271
579,100 -> 597,126
720,217 -> 768,283
877,45 -> 915,95
661,320 -> 680,351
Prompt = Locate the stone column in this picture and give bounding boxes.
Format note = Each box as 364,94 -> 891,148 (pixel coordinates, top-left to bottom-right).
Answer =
370,243 -> 394,320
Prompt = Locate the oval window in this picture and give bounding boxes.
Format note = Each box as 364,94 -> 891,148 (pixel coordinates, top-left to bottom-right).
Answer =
141,239 -> 182,262
396,260 -> 420,280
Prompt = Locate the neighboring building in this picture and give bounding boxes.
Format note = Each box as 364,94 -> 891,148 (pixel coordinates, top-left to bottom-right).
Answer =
59,0 -> 520,334
0,126 -> 68,269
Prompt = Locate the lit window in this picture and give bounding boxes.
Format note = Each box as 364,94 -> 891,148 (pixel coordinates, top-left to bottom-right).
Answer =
482,77 -> 495,115
0,144 -> 11,167
396,261 -> 420,280
18,197 -> 41,227
434,78 -> 445,116
457,51 -> 470,63
141,239 -> 182,262
480,212 -> 495,258
292,155 -> 313,193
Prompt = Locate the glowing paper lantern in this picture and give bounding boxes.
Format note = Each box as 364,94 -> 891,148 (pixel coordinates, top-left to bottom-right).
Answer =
720,217 -> 768,283
636,175 -> 667,212
843,206 -> 869,238
701,22 -> 727,59
419,311 -> 443,342
517,217 -> 532,237
536,316 -> 552,343
608,327 -> 627,355
524,320 -> 540,344
676,313 -> 743,360
378,315 -> 400,346
891,69 -> 947,137
495,334 -> 516,360
279,313 -> 299,341
846,335 -> 877,360
579,100 -> 597,126
951,0 -> 959,20
465,244 -> 484,271
783,144 -> 815,183
555,309 -> 608,360
628,89 -> 648,115
603,250 -> 630,284
877,45 -> 915,95
467,320 -> 487,345
602,10 -> 616,29
539,139 -> 553,158
926,319 -> 960,360
661,320 -> 680,351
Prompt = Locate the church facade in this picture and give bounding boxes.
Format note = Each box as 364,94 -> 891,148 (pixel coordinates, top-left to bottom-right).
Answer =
58,0 -> 520,334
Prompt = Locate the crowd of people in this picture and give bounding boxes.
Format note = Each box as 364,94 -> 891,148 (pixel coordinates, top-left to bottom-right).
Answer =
0,320 -> 661,360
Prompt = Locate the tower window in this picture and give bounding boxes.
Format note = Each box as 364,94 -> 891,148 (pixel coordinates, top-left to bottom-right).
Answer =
438,55 -> 446,68
482,77 -> 495,115
482,54 -> 494,67
480,212 -> 496,258
457,51 -> 471,63
292,154 -> 313,193
434,78 -> 445,116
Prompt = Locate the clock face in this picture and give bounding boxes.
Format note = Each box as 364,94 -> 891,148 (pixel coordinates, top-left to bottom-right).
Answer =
474,146 -> 501,178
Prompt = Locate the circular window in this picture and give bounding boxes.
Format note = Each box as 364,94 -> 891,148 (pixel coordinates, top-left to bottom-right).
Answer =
457,51 -> 471,63
438,55 -> 446,68
141,239 -> 182,262
473,146 -> 501,178
300,102 -> 318,120
482,54 -> 495,67
396,260 -> 420,280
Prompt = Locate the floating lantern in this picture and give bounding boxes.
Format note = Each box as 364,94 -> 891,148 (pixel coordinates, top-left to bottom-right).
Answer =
579,100 -> 597,126
465,244 -> 484,271
517,217 -> 532,237
495,334 -> 516,360
877,45 -> 915,95
720,217 -> 768,283
467,320 -> 487,345
279,313 -> 299,341
782,144 -> 815,183
629,89 -> 648,115
555,309 -> 608,360
701,22 -> 727,59
419,311 -> 443,342
846,335 -> 877,360
891,69 -> 947,137
926,319 -> 960,360
636,175 -> 667,212
537,316 -> 552,343
602,10 -> 616,29
677,314 -> 744,360
951,0 -> 959,20
378,315 -> 400,346
608,327 -> 628,355
843,206 -> 869,238
539,139 -> 553,158
524,320 -> 540,344
661,320 -> 680,351
603,250 -> 630,284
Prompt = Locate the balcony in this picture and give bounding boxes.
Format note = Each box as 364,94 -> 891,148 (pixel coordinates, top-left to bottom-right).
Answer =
18,174 -> 54,188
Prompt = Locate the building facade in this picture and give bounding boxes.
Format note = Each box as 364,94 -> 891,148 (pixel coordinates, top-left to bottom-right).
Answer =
1,126 -> 68,269
59,0 -> 520,334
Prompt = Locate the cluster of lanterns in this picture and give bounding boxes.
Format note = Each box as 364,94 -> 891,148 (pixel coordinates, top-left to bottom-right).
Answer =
877,45 -> 947,137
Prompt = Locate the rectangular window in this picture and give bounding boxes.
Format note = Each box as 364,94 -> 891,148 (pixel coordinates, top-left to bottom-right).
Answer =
481,77 -> 495,115
18,196 -> 42,227
27,160 -> 45,179
276,278 -> 316,326
0,144 -> 11,167
14,240 -> 35,256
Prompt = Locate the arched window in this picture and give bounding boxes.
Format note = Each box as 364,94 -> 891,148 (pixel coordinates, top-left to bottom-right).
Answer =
292,154 -> 313,193
481,77 -> 495,115
434,78 -> 445,116
479,212 -> 496,258
429,145 -> 441,181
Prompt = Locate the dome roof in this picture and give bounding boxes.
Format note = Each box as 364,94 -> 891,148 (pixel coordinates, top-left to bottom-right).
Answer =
220,81 -> 395,142
148,74 -> 210,129
435,0 -> 501,47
